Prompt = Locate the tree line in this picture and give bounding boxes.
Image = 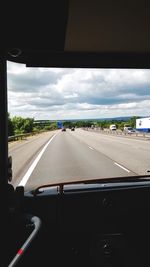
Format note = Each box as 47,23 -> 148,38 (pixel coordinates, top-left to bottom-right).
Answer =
63,116 -> 139,130
8,114 -> 139,137
8,114 -> 57,136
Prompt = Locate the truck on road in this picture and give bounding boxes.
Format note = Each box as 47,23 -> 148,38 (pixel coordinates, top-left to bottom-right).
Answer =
136,117 -> 150,132
109,124 -> 116,130
123,124 -> 130,131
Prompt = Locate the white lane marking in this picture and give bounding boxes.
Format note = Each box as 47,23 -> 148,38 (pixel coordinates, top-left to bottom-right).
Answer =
18,133 -> 58,187
114,162 -> 130,173
88,146 -> 94,150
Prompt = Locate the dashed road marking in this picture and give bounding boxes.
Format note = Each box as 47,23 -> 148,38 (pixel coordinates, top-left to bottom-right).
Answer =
114,162 -> 130,173
88,146 -> 94,150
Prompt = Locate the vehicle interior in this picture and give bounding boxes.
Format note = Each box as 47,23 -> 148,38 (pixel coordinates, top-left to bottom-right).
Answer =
1,0 -> 150,266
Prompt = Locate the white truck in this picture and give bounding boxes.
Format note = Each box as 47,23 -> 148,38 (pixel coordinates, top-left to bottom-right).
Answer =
123,124 -> 130,131
109,124 -> 116,130
136,117 -> 150,132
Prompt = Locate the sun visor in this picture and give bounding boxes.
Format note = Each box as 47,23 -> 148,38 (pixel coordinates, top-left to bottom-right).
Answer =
65,0 -> 150,53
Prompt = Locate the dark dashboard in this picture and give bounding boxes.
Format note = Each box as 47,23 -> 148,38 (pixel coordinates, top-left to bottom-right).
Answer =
9,181 -> 149,267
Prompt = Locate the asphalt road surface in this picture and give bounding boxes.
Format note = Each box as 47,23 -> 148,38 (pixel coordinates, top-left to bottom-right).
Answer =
9,129 -> 150,191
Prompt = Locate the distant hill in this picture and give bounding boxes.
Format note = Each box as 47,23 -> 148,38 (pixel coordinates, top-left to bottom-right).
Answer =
55,116 -> 134,122
35,116 -> 149,123
81,116 -> 132,122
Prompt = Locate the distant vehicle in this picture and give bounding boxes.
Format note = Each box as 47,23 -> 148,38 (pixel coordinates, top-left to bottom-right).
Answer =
62,127 -> 66,131
136,117 -> 150,132
124,127 -> 136,134
71,127 -> 75,131
109,124 -> 116,130
124,124 -> 130,131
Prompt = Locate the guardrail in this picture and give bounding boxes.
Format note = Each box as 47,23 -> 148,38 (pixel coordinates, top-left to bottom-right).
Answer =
8,130 -> 46,142
83,127 -> 150,138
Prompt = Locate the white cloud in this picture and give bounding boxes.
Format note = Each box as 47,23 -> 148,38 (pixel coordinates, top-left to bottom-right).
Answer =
7,61 -> 150,120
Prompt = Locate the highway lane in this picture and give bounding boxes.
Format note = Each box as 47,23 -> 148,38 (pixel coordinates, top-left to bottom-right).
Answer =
9,130 -> 59,187
9,128 -> 150,191
70,129 -> 150,175
24,130 -> 135,191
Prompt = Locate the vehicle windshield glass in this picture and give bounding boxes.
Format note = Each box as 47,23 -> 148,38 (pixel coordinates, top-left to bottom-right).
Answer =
7,61 -> 150,191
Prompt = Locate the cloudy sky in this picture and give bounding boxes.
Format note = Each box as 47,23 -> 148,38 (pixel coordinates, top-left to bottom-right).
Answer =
7,61 -> 150,120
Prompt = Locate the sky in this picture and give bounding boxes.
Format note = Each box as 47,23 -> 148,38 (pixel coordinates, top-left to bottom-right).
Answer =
7,61 -> 150,120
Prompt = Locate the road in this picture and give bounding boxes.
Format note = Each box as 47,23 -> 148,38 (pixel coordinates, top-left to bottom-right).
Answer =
9,129 -> 150,191
9,131 -> 58,187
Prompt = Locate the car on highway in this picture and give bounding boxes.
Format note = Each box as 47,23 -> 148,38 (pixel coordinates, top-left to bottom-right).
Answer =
62,127 -> 66,131
124,127 -> 136,134
2,1 -> 150,267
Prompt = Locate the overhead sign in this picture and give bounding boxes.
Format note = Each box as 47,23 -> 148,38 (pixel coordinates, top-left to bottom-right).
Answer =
57,121 -> 63,129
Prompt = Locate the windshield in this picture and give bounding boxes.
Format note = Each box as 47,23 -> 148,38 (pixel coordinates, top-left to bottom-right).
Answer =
7,61 -> 150,191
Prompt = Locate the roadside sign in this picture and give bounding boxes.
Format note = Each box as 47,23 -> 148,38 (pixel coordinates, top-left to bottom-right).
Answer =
57,121 -> 63,129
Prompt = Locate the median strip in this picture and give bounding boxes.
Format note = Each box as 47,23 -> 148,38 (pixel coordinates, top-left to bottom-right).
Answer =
114,162 -> 130,173
18,132 -> 58,187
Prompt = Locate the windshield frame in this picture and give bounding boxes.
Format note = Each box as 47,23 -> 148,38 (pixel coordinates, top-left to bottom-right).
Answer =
7,61 -> 150,191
